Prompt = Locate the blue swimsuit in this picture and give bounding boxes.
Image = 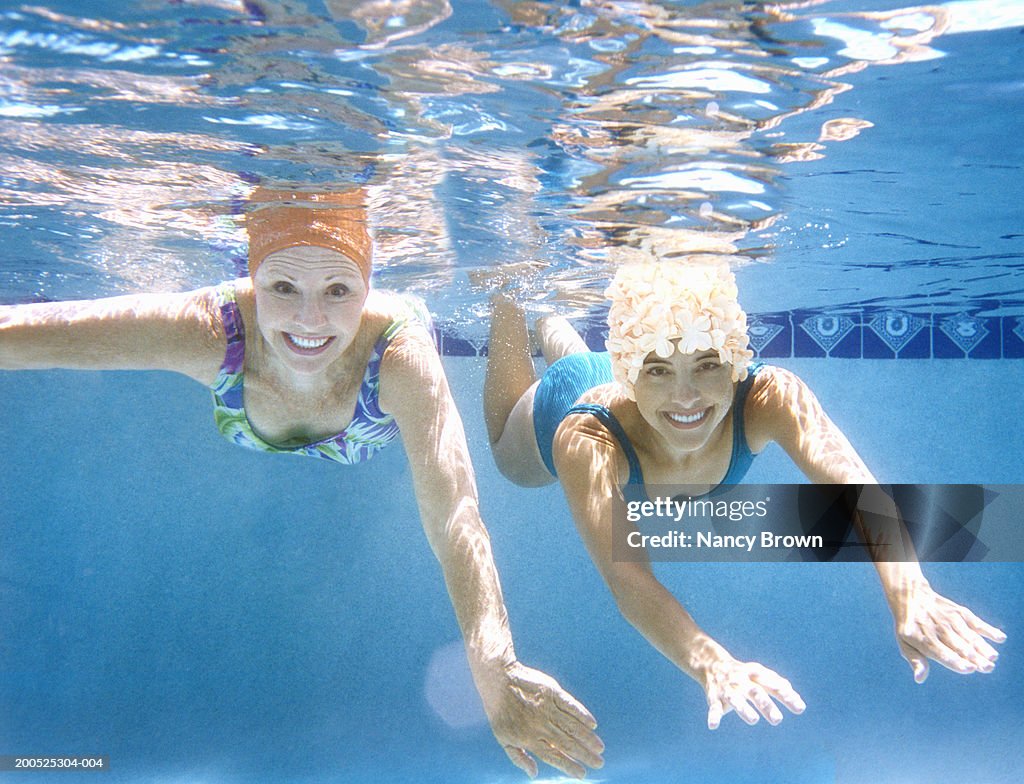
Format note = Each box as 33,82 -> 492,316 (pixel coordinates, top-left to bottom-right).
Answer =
533,351 -> 764,487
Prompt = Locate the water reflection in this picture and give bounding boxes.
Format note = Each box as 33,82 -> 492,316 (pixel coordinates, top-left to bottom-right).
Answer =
0,0 -> 1020,318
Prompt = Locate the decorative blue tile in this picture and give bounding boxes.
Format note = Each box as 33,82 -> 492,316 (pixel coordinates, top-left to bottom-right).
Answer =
441,332 -> 488,357
934,313 -> 999,358
747,314 -> 792,358
795,312 -> 861,358
831,321 -> 862,357
434,312 -> 1024,359
865,311 -> 930,358
969,322 -> 1002,358
862,329 -> 896,359
793,313 -> 826,358
1004,317 -> 1024,358
897,323 -> 933,358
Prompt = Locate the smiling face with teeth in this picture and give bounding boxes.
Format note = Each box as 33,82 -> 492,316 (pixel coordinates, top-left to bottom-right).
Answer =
631,345 -> 736,453
252,245 -> 369,377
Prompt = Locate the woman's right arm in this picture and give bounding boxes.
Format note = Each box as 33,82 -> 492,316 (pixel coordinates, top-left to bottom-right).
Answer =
0,287 -> 227,384
552,415 -> 805,729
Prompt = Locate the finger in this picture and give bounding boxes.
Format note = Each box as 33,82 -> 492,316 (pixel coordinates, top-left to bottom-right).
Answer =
970,636 -> 1000,671
945,612 -> 999,671
900,622 -> 977,675
747,685 -> 784,726
923,634 -> 978,675
750,667 -> 806,714
707,699 -> 726,730
546,724 -> 605,770
898,639 -> 930,683
553,716 -> 605,758
960,607 -> 1007,644
502,746 -> 538,779
938,614 -> 988,665
725,690 -> 761,726
529,740 -> 587,781
553,689 -> 598,730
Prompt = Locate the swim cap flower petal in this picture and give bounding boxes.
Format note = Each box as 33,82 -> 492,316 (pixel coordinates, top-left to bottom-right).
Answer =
605,262 -> 753,400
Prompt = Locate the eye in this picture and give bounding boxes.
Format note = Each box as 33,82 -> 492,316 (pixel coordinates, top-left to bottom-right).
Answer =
271,281 -> 297,295
326,283 -> 350,297
645,365 -> 670,377
698,361 -> 722,372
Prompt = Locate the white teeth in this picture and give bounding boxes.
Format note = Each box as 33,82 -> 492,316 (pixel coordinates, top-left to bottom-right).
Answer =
667,410 -> 706,424
287,334 -> 330,349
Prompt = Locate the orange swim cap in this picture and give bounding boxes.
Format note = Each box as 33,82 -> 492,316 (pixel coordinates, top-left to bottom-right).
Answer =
246,188 -> 372,282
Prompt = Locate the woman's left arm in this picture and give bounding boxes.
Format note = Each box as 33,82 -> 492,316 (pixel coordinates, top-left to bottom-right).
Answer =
747,365 -> 1005,681
378,324 -> 603,779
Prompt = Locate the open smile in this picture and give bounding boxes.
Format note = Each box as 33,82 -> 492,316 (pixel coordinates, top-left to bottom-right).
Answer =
663,407 -> 711,430
284,332 -> 336,355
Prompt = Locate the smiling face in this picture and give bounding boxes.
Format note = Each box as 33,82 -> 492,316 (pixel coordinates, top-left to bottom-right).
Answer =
252,245 -> 369,376
631,346 -> 736,453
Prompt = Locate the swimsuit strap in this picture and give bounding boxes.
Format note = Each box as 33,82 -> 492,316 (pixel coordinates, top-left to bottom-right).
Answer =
356,294 -> 434,422
210,281 -> 246,404
720,361 -> 764,485
564,403 -> 646,486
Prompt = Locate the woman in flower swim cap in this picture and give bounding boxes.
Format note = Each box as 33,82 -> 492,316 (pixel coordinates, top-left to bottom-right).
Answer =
484,260 -> 1005,730
0,188 -> 604,780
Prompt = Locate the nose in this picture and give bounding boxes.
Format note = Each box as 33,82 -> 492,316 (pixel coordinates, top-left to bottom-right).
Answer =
295,293 -> 329,331
671,373 -> 701,407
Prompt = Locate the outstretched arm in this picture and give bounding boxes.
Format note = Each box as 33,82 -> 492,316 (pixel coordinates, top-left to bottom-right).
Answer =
379,324 -> 603,779
748,365 -> 1006,680
553,415 -> 805,729
0,287 -> 226,384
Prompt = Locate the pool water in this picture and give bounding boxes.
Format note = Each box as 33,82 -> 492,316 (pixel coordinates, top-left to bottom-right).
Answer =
1,0 -> 1023,782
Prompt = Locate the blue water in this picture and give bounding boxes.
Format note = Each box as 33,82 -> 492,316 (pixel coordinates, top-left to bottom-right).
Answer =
2,0 -> 1023,782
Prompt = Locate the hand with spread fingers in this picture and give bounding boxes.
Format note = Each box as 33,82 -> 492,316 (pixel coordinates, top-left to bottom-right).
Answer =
890,578 -> 1006,683
475,660 -> 605,779
701,654 -> 806,730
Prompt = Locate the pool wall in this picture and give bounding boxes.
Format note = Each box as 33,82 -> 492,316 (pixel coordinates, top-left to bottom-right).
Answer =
1,357 -> 1021,783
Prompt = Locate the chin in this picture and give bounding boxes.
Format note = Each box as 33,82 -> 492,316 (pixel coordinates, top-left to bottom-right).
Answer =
277,341 -> 341,373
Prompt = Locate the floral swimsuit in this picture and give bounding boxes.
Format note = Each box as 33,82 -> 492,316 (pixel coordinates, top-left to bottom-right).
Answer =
209,281 -> 429,464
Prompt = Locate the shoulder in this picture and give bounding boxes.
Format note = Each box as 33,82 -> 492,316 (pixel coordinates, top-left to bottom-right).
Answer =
374,291 -> 444,416
551,386 -> 633,486
743,364 -> 819,451
161,282 -> 242,385
373,289 -> 437,367
218,277 -> 252,326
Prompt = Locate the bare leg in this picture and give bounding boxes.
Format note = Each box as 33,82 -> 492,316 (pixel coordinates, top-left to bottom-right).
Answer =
484,294 -> 537,444
536,316 -> 589,365
484,295 -> 557,487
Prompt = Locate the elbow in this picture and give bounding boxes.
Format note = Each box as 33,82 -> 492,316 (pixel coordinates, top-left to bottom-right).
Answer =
430,496 -> 489,558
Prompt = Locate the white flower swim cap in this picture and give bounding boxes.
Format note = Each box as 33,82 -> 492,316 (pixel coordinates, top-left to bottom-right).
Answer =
604,262 -> 754,400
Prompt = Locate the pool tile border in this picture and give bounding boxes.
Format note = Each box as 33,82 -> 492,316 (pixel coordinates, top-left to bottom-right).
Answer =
436,311 -> 1024,359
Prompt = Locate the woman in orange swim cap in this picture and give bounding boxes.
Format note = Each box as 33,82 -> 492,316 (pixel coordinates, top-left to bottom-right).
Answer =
0,186 -> 604,781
